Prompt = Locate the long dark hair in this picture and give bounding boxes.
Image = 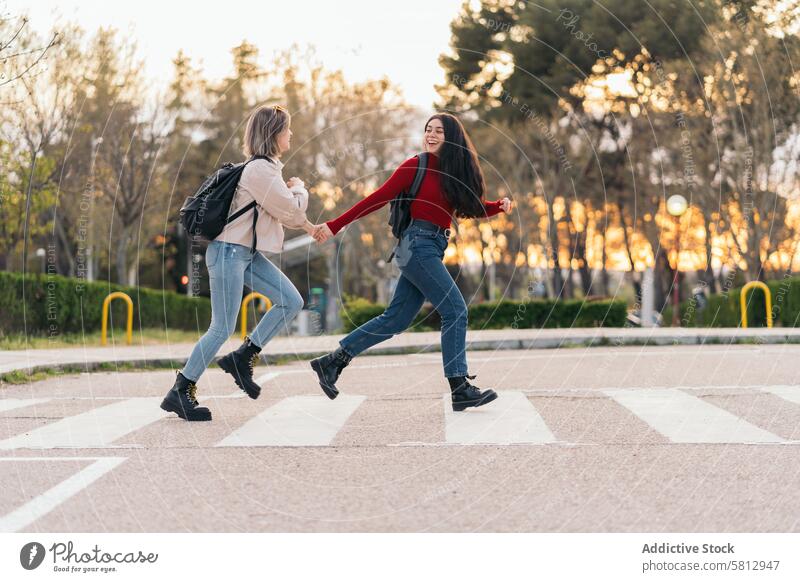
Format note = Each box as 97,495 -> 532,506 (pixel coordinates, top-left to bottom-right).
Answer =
426,112 -> 488,218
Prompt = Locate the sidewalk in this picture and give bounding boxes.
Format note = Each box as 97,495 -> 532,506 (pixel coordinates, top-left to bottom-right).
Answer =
2,327 -> 800,377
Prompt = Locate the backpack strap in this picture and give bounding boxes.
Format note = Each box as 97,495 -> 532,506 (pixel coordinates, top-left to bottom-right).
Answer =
223,155 -> 273,252
226,200 -> 257,223
408,152 -> 428,198
250,206 -> 258,253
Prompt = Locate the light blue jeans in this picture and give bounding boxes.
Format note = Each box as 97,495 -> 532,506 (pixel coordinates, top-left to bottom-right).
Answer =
181,240 -> 304,382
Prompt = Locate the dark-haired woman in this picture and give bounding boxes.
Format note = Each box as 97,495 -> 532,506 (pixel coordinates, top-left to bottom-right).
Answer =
309,113 -> 512,411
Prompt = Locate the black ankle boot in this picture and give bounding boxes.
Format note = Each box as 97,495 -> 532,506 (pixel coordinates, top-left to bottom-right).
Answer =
448,374 -> 498,412
160,371 -> 212,421
217,336 -> 262,399
309,346 -> 353,400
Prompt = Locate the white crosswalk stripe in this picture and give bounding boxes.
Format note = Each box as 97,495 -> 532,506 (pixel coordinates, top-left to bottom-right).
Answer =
1,388 -> 798,449
0,398 -> 52,413
0,398 -> 168,450
0,457 -> 126,532
443,390 -> 558,445
605,388 -> 785,443
761,385 -> 800,406
216,394 -> 366,447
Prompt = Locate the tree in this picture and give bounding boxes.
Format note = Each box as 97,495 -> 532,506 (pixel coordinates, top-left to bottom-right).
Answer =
200,41 -> 268,165
0,141 -> 56,270
437,0 -> 789,306
98,98 -> 168,284
0,17 -> 80,273
704,13 -> 800,281
0,11 -> 57,89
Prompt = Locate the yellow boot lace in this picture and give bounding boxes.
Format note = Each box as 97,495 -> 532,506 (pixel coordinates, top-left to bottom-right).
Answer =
187,383 -> 200,405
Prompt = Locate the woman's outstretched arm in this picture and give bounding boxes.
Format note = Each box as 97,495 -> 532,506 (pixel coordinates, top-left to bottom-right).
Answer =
480,197 -> 512,218
324,157 -> 418,236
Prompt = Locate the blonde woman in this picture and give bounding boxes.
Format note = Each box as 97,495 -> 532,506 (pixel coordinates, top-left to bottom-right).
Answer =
162,105 -> 315,421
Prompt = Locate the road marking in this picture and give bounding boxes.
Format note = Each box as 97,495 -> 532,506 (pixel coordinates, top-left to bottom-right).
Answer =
254,371 -> 285,385
10,394 -> 244,401
523,384 -> 800,394
761,386 -> 800,406
0,457 -> 126,532
0,398 -> 51,413
216,394 -> 365,447
605,388 -> 784,443
0,398 -> 168,450
413,348 -> 765,362
443,391 -> 557,445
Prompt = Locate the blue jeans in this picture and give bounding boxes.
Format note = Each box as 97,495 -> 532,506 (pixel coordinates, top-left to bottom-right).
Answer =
339,222 -> 469,378
181,240 -> 304,382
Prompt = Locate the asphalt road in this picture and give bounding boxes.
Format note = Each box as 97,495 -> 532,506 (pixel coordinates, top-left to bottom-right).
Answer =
2,344 -> 800,532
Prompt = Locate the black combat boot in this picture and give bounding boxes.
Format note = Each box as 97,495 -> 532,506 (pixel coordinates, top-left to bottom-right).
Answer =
217,336 -> 262,399
309,345 -> 353,400
448,374 -> 498,412
160,371 -> 212,421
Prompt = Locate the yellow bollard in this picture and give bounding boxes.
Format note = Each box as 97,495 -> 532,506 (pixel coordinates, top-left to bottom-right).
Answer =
240,292 -> 273,339
101,292 -> 134,345
740,281 -> 773,328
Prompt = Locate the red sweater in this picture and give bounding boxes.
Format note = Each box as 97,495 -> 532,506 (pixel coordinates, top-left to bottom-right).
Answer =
325,153 -> 505,235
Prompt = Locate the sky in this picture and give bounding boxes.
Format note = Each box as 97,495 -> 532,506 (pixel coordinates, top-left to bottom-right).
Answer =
5,0 -> 465,107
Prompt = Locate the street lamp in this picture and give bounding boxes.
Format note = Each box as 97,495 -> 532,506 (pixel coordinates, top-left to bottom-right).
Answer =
35,247 -> 46,274
666,194 -> 688,327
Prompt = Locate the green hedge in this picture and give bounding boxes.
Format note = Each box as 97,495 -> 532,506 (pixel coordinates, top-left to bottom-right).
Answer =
339,294 -> 441,333
664,276 -> 800,327
340,294 -> 627,333
0,271 -> 212,336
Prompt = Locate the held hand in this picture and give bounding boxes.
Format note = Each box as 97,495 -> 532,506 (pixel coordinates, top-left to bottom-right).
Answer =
499,197 -> 512,213
302,220 -> 316,236
312,223 -> 333,243
310,225 -> 326,243
286,176 -> 304,189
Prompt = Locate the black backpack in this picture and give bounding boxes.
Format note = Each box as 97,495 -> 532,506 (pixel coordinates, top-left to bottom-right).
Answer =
179,155 -> 270,252
387,152 -> 429,262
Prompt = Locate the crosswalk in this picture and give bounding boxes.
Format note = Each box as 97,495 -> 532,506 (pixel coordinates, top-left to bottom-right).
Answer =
217,394 -> 365,447
1,385 -> 799,533
0,398 -> 168,450
605,388 -> 784,444
0,398 -> 51,413
762,385 -> 800,405
443,391 -> 558,445
1,387 -> 798,450
0,457 -> 126,532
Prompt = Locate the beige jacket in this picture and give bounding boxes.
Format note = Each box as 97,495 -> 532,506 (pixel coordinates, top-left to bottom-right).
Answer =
215,157 -> 308,253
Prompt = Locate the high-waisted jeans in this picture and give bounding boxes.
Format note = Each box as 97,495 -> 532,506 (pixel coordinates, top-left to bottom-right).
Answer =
181,240 -> 304,382
339,221 -> 469,378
